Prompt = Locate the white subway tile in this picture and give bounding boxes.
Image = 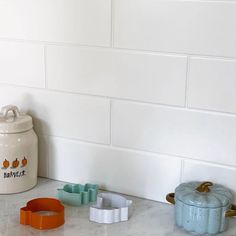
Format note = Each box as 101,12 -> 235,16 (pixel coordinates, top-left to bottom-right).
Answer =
0,86 -> 110,144
0,0 -> 111,46
0,41 -> 45,88
182,160 -> 236,198
188,57 -> 236,114
112,100 -> 236,167
47,46 -> 187,106
39,135 -> 181,202
114,0 -> 236,57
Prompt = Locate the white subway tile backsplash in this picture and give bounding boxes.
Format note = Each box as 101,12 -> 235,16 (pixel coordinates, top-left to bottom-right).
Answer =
0,0 -> 111,46
47,45 -> 187,106
182,160 -> 236,198
188,57 -> 236,114
112,100 -> 236,167
0,86 -> 110,144
114,0 -> 236,57
0,0 -> 236,201
39,135 -> 181,202
0,41 -> 45,88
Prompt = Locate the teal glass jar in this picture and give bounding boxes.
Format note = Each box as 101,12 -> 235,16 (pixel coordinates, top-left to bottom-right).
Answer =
166,181 -> 236,235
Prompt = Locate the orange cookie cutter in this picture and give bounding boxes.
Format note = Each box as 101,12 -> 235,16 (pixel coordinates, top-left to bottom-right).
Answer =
20,198 -> 64,230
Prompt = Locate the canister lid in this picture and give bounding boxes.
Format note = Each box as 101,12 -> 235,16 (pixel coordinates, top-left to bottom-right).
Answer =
0,105 -> 33,134
175,181 -> 233,208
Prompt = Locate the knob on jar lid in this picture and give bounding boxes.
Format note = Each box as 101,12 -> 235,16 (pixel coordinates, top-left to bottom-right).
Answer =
0,105 -> 33,134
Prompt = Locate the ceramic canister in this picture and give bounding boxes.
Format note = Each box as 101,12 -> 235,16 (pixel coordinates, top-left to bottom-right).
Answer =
166,181 -> 236,235
0,105 -> 38,193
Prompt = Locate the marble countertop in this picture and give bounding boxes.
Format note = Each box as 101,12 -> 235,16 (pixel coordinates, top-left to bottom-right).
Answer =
1,178 -> 236,236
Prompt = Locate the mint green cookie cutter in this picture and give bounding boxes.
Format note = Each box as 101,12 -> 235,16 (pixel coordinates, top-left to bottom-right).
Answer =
57,183 -> 98,206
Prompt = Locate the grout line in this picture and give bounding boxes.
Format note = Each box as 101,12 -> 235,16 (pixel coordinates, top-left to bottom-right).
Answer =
43,45 -> 48,89
180,160 -> 185,183
178,0 -> 236,2
111,46 -> 236,61
185,106 -> 236,117
184,56 -> 190,108
0,82 -> 111,100
0,37 -> 236,61
109,99 -> 113,146
1,83 -> 236,118
38,133 -> 111,147
110,0 -> 114,48
180,158 -> 236,170
110,143 -> 236,170
0,37 -> 110,49
108,98 -> 236,118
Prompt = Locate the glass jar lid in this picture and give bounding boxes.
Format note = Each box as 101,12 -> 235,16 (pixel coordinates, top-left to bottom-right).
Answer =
0,105 -> 33,134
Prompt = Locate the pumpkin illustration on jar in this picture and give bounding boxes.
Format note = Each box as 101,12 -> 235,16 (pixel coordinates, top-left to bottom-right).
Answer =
12,158 -> 19,168
2,159 -> 9,169
22,157 -> 27,167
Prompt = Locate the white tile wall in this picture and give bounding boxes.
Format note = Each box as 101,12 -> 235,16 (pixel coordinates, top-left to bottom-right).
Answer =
39,135 -> 182,202
188,57 -> 236,114
47,45 -> 187,106
0,0 -> 236,202
112,100 -> 236,167
114,0 -> 236,57
0,86 -> 110,144
0,0 -> 111,46
0,41 -> 45,88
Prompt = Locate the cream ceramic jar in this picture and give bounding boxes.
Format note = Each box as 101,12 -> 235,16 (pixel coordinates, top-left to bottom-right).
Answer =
0,105 -> 38,194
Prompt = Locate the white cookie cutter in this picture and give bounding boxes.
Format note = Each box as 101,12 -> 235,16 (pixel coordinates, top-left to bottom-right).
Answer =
89,192 -> 132,224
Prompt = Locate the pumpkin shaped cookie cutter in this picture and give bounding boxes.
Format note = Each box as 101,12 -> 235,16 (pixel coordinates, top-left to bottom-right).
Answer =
89,192 -> 132,224
20,198 -> 64,230
57,183 -> 98,206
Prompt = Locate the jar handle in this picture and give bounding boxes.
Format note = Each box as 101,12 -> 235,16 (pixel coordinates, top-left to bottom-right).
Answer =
166,193 -> 175,205
1,105 -> 20,118
225,204 -> 236,217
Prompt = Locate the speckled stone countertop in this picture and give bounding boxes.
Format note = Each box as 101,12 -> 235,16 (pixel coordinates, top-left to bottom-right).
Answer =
0,178 -> 236,236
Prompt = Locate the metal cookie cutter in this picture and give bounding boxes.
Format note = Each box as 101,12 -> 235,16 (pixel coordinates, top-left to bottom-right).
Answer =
20,198 -> 64,230
57,183 -> 98,206
89,192 -> 132,224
